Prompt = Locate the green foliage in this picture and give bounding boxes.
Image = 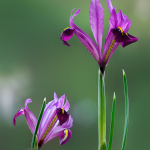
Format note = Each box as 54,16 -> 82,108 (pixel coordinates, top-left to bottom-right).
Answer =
121,70 -> 129,150
108,93 -> 116,150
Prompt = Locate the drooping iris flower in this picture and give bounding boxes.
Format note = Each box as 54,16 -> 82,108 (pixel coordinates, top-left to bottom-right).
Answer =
60,0 -> 138,74
13,93 -> 73,148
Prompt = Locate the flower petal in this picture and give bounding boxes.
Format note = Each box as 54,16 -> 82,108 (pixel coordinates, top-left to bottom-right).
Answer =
59,129 -> 72,145
70,9 -> 100,62
13,108 -> 24,126
60,28 -> 74,46
89,0 -> 104,56
63,99 -> 70,111
44,115 -> 73,143
56,108 -> 69,125
38,105 -> 57,140
24,99 -> 37,134
57,94 -> 65,108
106,0 -> 113,14
101,31 -> 119,68
38,99 -> 57,138
120,33 -> 138,47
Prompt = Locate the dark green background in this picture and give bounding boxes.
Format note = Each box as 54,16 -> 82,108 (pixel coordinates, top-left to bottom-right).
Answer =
0,0 -> 148,150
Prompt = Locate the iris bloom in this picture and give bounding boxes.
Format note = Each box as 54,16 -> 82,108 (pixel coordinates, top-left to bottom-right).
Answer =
60,0 -> 138,73
13,93 -> 73,148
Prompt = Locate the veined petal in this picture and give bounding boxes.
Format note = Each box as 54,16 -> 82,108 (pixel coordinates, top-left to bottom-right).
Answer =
44,115 -> 73,143
70,9 -> 100,62
63,99 -> 70,111
59,129 -> 72,145
24,99 -> 37,134
108,9 -> 131,34
54,92 -> 58,101
38,99 -> 57,138
89,0 -> 104,57
13,108 -> 24,126
106,0 -> 113,14
101,31 -> 119,68
57,94 -> 65,108
38,108 -> 59,147
38,105 -> 57,140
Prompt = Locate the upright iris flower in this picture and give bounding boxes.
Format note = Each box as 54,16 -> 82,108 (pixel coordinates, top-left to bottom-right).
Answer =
60,0 -> 138,74
13,93 -> 73,148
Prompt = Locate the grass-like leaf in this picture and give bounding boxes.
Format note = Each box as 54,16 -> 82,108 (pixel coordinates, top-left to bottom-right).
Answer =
108,92 -> 116,150
31,98 -> 46,150
121,70 -> 129,150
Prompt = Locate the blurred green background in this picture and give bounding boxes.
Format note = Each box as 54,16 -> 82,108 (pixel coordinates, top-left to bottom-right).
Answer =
0,0 -> 148,149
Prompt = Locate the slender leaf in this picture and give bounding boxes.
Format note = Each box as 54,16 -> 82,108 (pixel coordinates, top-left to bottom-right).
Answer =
108,92 -> 116,150
31,98 -> 46,150
121,70 -> 129,150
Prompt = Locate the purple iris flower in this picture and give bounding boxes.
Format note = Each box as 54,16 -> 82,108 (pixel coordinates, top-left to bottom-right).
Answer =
13,92 -> 73,148
60,0 -> 138,73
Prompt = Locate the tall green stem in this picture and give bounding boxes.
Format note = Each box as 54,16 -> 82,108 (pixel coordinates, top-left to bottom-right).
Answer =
98,69 -> 106,150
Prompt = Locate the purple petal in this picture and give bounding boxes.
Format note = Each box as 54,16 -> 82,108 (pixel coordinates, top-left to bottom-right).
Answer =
59,129 -> 72,145
89,0 -> 104,57
106,0 -> 113,14
38,99 -> 57,138
101,31 -> 119,67
57,94 -> 65,108
56,108 -> 69,125
24,99 -> 37,135
54,92 -> 59,101
117,9 -> 131,33
13,108 -> 24,126
62,115 -> 73,128
38,105 -> 57,140
44,115 -> 73,143
70,9 -> 100,62
60,28 -> 74,47
120,33 -> 138,47
63,99 -> 70,111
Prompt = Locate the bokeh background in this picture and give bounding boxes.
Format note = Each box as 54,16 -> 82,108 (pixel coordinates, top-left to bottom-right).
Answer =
0,0 -> 149,149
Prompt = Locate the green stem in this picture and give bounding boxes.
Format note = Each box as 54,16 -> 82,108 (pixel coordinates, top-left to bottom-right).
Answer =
98,69 -> 106,150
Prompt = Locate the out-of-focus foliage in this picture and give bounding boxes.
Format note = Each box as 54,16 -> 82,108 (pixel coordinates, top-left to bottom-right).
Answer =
0,0 -> 149,150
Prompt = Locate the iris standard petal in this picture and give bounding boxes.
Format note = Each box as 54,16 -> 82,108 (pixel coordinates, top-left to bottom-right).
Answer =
59,129 -> 72,145
117,9 -> 131,33
57,94 -> 65,108
89,0 -> 104,57
70,8 -> 100,62
106,0 -> 113,14
13,108 -> 24,126
60,28 -> 74,46
63,100 -> 70,111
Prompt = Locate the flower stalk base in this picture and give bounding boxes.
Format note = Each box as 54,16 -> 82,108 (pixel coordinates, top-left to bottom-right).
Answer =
98,69 -> 106,150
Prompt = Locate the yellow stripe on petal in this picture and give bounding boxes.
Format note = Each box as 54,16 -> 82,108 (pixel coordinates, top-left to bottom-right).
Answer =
61,27 -> 71,34
104,38 -> 115,62
117,26 -> 124,35
41,115 -> 58,141
63,129 -> 68,141
61,108 -> 64,114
